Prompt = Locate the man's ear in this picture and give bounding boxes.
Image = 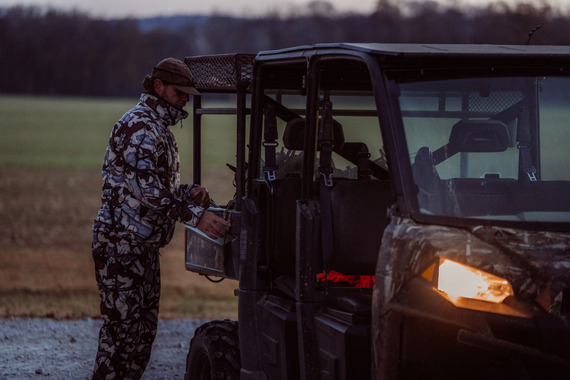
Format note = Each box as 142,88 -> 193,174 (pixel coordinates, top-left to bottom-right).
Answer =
153,78 -> 164,95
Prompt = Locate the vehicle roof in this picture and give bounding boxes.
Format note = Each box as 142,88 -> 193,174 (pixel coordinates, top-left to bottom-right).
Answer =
257,42 -> 570,60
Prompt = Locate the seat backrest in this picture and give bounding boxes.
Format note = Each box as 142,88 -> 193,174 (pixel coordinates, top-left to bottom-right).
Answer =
412,147 -> 444,214
449,119 -> 510,154
328,179 -> 394,275
432,120 -> 510,165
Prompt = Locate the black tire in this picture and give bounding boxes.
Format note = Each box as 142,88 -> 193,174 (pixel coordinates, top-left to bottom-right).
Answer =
185,319 -> 240,380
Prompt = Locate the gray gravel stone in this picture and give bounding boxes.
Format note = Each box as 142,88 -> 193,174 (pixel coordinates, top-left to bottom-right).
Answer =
0,318 -> 207,380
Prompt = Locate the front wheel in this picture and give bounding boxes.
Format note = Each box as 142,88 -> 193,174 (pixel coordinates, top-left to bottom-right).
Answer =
185,319 -> 240,380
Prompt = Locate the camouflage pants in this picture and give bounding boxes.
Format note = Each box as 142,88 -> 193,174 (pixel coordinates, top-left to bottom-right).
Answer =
91,231 -> 161,380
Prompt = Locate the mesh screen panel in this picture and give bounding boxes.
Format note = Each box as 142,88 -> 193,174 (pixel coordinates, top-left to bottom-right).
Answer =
184,54 -> 255,91
469,91 -> 524,114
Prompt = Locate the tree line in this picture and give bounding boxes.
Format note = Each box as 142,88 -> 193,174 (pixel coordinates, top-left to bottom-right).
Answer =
0,1 -> 568,98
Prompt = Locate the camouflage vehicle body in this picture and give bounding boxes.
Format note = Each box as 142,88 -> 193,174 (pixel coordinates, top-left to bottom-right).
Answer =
182,44 -> 570,379
375,221 -> 570,378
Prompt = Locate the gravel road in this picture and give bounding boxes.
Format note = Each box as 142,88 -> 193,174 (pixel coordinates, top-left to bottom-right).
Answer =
0,318 -> 207,380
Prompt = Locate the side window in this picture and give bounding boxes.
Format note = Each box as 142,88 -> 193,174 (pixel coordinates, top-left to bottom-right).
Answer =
255,60 -> 387,184
315,94 -> 386,182
539,77 -> 570,180
400,80 -> 525,180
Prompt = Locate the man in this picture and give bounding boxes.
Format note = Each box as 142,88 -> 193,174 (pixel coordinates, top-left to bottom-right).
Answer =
91,57 -> 229,380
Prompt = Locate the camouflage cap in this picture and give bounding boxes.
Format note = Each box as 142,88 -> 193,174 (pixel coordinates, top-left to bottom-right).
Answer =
151,57 -> 200,95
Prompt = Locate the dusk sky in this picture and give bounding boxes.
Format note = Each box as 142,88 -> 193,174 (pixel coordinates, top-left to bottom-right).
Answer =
1,0 -> 567,19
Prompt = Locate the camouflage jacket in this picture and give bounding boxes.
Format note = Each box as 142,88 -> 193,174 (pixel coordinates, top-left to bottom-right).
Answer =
93,93 -> 203,247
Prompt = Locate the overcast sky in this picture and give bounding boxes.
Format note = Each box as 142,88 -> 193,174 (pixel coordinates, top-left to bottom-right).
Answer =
0,0 -> 567,18
3,0 -> 374,17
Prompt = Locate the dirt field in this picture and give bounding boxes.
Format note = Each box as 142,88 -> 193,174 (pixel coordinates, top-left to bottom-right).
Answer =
0,164 -> 238,320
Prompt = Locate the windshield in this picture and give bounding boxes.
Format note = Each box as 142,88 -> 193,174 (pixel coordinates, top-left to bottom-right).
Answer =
398,76 -> 570,224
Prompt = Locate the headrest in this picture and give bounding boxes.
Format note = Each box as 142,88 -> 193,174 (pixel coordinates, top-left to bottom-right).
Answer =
283,117 -> 345,151
449,120 -> 510,153
283,118 -> 306,150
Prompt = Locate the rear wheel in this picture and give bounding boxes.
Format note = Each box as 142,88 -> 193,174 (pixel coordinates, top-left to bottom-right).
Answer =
185,319 -> 240,380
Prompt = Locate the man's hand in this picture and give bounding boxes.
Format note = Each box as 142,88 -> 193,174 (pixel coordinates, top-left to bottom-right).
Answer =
190,186 -> 211,207
197,211 -> 231,239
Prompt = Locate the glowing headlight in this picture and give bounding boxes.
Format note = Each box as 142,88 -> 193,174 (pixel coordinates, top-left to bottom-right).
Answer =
423,257 -> 514,304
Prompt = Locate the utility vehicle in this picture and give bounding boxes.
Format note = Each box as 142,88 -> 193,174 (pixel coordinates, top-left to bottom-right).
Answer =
182,44 -> 570,379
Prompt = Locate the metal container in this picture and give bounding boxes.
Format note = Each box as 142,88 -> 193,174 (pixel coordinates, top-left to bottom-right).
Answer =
184,208 -> 240,280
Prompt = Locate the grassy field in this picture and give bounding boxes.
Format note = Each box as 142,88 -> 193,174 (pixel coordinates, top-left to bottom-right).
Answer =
0,95 -> 239,319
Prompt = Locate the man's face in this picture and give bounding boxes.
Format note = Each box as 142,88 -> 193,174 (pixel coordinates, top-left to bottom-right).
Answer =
159,83 -> 190,109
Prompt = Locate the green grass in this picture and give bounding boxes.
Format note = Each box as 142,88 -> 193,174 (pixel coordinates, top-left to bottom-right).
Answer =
0,95 -> 132,167
0,94 -> 241,169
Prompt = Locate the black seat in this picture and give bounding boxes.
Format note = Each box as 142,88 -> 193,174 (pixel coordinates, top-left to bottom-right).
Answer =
328,179 -> 394,276
412,147 -> 444,214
